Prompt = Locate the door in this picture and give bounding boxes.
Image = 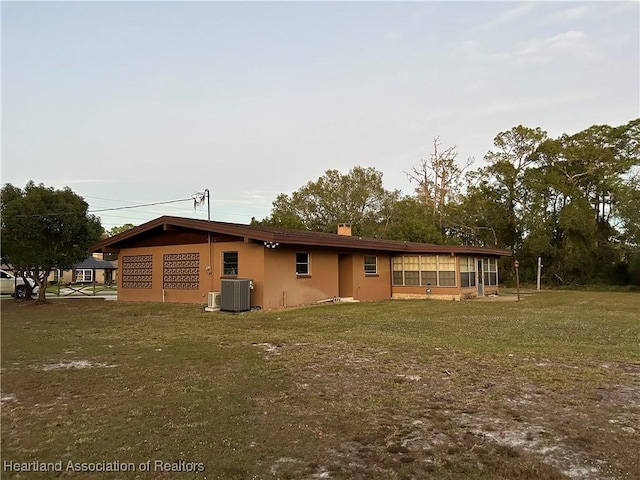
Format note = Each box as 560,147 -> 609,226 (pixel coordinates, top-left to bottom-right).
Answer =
338,254 -> 353,298
477,260 -> 484,297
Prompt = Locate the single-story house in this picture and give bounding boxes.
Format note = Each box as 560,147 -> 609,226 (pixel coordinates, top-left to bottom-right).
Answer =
48,254 -> 118,285
90,216 -> 510,309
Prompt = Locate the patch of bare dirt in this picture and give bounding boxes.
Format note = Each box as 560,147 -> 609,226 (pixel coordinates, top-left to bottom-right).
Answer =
33,360 -> 118,371
255,341 -> 637,479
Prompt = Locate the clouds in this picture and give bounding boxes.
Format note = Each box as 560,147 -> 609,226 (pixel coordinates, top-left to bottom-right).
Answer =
466,2 -> 632,65
416,90 -> 597,125
545,4 -> 594,23
478,2 -> 537,30
450,1 -> 639,72
450,29 -> 592,67
478,2 -> 596,31
1,1 -> 637,229
500,29 -> 592,64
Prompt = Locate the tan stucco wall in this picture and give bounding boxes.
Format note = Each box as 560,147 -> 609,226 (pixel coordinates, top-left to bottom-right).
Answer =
350,253 -> 392,302
212,241 -> 265,307
114,241 -> 500,307
118,244 -> 210,303
259,249 -> 392,309
118,241 -> 266,305
262,248 -> 339,309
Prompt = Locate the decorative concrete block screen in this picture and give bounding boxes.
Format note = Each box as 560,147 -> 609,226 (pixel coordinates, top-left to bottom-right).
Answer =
122,255 -> 153,289
163,253 -> 199,290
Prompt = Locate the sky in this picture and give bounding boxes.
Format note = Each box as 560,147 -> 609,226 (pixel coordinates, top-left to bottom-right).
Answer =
2,1 -> 638,231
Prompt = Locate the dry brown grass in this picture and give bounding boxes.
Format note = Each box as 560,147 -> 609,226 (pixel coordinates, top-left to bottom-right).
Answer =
1,290 -> 639,479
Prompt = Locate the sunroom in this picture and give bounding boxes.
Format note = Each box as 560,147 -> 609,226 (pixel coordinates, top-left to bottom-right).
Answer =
391,254 -> 499,300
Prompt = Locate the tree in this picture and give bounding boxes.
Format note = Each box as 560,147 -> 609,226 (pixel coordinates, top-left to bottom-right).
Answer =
618,169 -> 640,248
256,166 -> 401,237
1,181 -> 103,303
482,126 -> 549,254
453,120 -> 639,285
108,223 -> 136,237
533,119 -> 640,284
406,137 -> 472,240
451,172 -> 511,247
381,196 -> 444,244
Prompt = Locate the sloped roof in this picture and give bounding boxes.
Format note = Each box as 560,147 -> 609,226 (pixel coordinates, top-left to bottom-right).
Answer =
75,256 -> 117,270
91,216 -> 510,257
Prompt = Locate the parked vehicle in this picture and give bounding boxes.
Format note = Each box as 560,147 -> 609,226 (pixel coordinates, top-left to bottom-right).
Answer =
0,270 -> 39,298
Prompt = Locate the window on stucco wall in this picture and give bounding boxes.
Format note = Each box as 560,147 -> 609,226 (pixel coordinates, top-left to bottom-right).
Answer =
364,255 -> 378,275
296,253 -> 310,275
223,251 -> 238,276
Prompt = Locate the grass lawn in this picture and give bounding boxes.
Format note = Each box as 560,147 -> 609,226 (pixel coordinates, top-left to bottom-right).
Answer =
1,290 -> 639,479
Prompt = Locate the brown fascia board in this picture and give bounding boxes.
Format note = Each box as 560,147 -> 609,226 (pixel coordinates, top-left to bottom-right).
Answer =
91,216 -> 174,252
91,216 -> 511,257
91,216 -> 273,252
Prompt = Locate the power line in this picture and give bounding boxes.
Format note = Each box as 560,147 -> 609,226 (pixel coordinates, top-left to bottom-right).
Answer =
6,195 -> 269,223
7,197 -> 194,218
89,198 -> 193,213
84,195 -> 200,213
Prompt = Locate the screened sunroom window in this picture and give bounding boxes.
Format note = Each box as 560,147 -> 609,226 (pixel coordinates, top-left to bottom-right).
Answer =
403,256 -> 420,285
392,255 -> 457,287
483,258 -> 498,286
420,255 -> 437,286
460,257 -> 476,287
392,257 -> 404,285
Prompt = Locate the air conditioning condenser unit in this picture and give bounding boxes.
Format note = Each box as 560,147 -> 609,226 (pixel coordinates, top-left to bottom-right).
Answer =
205,291 -> 222,312
221,278 -> 252,312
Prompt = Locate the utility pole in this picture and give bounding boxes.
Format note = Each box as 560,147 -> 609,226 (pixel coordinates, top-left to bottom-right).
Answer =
206,188 -> 210,221
193,189 -> 210,221
193,189 -> 213,291
514,260 -> 521,301
536,257 -> 543,291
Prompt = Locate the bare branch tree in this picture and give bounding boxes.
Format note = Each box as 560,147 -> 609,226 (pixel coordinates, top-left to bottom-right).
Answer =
406,137 -> 473,234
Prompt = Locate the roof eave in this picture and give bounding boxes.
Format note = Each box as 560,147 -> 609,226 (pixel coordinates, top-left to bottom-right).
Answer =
90,215 -> 511,257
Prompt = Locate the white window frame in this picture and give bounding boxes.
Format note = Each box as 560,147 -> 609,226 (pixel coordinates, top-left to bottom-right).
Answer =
296,252 -> 310,276
364,255 -> 378,275
75,269 -> 93,283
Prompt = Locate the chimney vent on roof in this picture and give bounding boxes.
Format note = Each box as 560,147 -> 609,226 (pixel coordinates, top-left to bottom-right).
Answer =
338,223 -> 352,236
